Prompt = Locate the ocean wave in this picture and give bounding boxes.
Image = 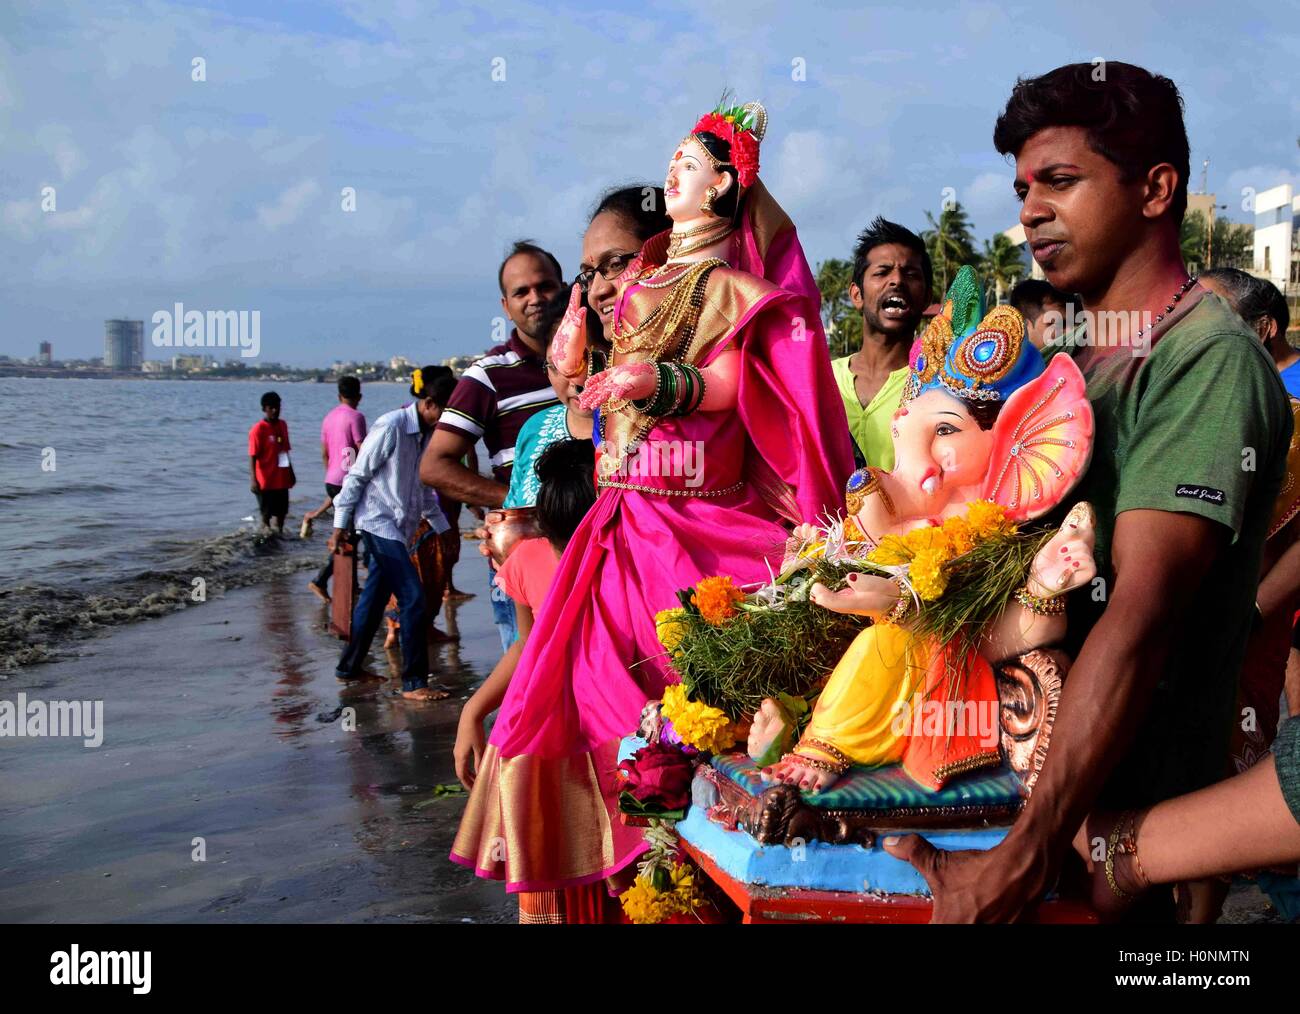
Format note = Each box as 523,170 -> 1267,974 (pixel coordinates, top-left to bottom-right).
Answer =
0,527 -> 322,674
0,481 -> 122,501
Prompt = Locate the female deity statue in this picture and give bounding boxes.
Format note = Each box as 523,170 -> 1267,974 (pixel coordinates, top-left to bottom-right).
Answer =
763,266 -> 1098,794
451,100 -> 855,908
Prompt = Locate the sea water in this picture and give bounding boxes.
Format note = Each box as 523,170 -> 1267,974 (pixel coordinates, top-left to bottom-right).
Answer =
0,377 -> 419,671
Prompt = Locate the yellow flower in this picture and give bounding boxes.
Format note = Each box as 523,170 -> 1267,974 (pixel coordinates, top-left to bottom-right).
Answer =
691,575 -> 745,625
909,546 -> 950,601
868,534 -> 911,567
965,499 -> 1015,539
620,877 -> 669,924
941,515 -> 976,556
902,524 -> 954,559
619,865 -> 700,923
660,684 -> 737,753
655,608 -> 688,655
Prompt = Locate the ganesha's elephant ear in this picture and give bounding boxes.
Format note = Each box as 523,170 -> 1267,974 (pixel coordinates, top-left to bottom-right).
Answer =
980,353 -> 1094,521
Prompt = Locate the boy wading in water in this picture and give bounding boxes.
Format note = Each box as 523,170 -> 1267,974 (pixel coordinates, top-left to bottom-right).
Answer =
248,390 -> 295,535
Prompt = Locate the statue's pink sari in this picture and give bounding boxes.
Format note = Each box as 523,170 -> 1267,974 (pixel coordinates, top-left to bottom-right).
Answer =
451,184 -> 854,893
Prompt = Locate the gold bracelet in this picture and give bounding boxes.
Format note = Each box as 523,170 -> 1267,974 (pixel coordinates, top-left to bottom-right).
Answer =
790,752 -> 848,776
799,738 -> 852,769
883,582 -> 911,625
1117,810 -> 1150,892
1105,813 -> 1132,901
1014,584 -> 1066,616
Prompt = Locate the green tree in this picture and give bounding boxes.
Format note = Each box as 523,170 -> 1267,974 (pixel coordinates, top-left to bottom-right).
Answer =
921,202 -> 978,299
1180,211 -> 1254,272
815,257 -> 859,359
980,233 -> 1026,305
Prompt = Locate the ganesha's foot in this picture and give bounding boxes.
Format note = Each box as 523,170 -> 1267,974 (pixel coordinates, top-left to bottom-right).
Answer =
762,739 -> 851,794
1028,502 -> 1097,597
762,754 -> 841,793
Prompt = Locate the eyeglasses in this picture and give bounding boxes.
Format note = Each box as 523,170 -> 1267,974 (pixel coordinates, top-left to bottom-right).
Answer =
575,251 -> 637,291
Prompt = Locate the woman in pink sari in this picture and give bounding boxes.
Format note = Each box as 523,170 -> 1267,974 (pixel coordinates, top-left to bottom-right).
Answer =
450,101 -> 854,914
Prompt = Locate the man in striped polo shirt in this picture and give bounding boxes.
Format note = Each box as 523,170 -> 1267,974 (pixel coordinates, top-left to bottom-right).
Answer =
421,240 -> 564,649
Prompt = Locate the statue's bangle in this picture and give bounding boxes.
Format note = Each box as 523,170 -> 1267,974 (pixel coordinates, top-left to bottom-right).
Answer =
1117,810 -> 1150,892
1014,584 -> 1066,616
883,581 -> 911,625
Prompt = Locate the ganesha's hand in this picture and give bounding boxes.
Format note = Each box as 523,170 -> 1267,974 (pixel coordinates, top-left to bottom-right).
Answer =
809,573 -> 900,618
1027,502 -> 1097,598
780,522 -> 822,573
550,282 -> 588,378
577,362 -> 655,410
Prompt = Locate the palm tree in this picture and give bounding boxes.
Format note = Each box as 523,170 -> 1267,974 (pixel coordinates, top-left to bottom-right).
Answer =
921,202 -> 977,300
980,233 -> 1025,305
815,257 -> 859,359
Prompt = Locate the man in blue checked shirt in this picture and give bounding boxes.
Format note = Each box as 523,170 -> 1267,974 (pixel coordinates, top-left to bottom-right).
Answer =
329,367 -> 455,701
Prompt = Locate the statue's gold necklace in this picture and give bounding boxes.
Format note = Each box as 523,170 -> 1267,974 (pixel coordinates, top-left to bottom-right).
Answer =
610,257 -> 723,358
666,220 -> 733,259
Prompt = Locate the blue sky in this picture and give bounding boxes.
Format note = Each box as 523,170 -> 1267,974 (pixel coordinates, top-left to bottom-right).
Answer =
1,0 -> 1297,366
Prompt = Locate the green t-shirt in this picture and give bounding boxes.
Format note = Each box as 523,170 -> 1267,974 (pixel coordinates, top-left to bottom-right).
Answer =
830,355 -> 908,471
1058,292 -> 1293,808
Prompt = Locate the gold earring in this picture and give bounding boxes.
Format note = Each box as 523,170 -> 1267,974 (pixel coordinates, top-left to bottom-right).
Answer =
700,186 -> 717,214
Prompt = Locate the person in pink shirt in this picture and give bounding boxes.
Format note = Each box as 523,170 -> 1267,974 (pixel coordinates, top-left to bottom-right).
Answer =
307,376 -> 366,601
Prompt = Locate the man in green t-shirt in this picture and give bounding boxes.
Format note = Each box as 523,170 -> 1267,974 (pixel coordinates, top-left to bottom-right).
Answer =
830,217 -> 932,470
886,62 -> 1293,923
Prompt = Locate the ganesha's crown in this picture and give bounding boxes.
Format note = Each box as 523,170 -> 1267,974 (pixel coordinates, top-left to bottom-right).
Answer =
903,265 -> 1044,404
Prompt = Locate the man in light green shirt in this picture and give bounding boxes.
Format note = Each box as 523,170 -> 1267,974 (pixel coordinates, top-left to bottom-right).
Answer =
831,217 -> 932,470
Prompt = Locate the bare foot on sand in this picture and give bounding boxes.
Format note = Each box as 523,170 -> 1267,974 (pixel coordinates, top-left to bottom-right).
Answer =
384,621 -> 398,649
307,580 -> 330,604
400,686 -> 450,702
428,626 -> 459,644
762,753 -> 841,794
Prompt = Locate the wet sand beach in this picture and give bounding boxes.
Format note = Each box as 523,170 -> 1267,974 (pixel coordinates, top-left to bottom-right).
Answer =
0,553 -> 515,924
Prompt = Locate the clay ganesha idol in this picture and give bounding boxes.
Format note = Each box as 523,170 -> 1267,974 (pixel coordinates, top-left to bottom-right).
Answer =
760,265 -> 1096,793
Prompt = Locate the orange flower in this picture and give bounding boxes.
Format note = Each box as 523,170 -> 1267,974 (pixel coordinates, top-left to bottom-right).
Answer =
691,575 -> 745,625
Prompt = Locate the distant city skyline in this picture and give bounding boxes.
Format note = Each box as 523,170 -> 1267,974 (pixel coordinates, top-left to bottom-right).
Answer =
1,1 -> 1297,366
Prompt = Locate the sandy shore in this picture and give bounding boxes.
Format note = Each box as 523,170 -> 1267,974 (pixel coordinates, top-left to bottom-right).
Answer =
0,553 -> 516,923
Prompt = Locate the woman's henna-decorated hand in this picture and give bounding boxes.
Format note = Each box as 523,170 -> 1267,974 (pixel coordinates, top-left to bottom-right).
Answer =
577,362 -> 655,410
550,282 -> 588,378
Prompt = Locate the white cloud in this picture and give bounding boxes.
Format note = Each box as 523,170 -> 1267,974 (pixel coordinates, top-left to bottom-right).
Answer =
256,179 -> 323,230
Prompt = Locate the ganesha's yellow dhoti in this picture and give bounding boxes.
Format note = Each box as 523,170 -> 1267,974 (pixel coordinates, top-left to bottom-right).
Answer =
795,621 -> 1003,790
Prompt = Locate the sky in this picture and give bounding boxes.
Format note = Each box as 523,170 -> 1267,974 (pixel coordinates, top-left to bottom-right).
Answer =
1,0 -> 1297,366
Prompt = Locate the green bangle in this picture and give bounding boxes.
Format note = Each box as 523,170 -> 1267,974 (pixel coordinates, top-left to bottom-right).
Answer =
631,363 -> 663,414
670,362 -> 693,415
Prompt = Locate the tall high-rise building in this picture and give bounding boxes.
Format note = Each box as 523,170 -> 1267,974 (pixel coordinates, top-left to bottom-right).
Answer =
104,319 -> 144,370
38,341 -> 52,365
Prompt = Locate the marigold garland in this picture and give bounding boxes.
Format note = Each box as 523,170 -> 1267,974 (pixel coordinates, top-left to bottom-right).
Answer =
691,575 -> 745,625
660,683 -> 738,753
655,607 -> 689,655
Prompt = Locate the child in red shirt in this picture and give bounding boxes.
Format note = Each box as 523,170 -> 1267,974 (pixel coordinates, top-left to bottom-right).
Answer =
248,390 -> 296,533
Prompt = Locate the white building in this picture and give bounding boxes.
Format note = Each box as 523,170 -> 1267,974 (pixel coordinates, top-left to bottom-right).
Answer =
1253,183 -> 1300,292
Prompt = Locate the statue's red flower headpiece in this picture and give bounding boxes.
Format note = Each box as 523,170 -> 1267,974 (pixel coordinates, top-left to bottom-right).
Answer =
688,100 -> 767,189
